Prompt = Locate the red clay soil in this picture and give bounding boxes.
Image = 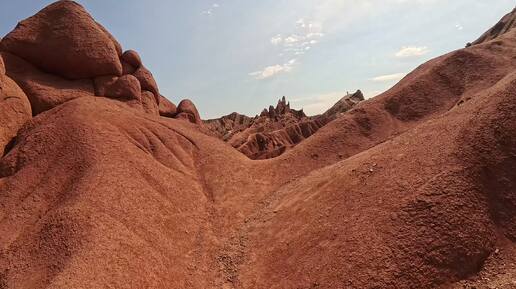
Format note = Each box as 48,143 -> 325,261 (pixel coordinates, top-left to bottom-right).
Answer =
1,2 -> 516,289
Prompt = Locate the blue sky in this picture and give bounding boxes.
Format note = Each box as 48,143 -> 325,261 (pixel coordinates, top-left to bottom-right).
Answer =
1,1 -> 514,118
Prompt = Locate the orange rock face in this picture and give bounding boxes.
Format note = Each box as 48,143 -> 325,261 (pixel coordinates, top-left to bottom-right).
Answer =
158,95 -> 177,117
0,54 -> 5,75
132,66 -> 159,103
0,70 -> 32,153
141,90 -> 159,115
176,99 -> 202,125
122,50 -> 143,68
95,75 -> 142,101
0,0 -> 164,117
1,52 -> 95,115
0,1 -> 122,79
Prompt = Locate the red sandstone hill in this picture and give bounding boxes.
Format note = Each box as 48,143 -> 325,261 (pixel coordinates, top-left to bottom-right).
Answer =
0,2 -> 515,289
205,91 -> 363,159
472,7 -> 516,45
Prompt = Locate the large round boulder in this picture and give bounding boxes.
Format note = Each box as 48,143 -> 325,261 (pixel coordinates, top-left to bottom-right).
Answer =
175,99 -> 202,125
121,50 -> 142,68
0,73 -> 32,153
159,95 -> 177,118
1,52 -> 95,115
0,1 -> 122,79
132,66 -> 159,103
94,75 -> 141,101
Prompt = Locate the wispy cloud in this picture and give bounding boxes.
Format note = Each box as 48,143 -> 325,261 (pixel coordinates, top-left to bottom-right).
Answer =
269,18 -> 324,58
249,59 -> 297,80
201,3 -> 220,16
395,46 -> 430,58
372,72 -> 406,82
270,35 -> 283,45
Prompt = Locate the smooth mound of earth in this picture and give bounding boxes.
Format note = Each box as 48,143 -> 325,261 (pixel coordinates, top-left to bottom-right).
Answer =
0,2 -> 515,289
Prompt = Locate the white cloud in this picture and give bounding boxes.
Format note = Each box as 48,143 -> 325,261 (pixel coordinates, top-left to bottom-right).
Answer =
372,72 -> 406,82
271,35 -> 283,45
296,18 -> 307,28
395,46 -> 429,58
249,59 -> 297,80
455,24 -> 463,31
284,35 -> 303,45
201,3 -> 219,16
268,17 -> 325,62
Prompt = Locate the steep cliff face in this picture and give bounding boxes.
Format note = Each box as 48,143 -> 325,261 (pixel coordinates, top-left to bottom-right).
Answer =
205,92 -> 363,159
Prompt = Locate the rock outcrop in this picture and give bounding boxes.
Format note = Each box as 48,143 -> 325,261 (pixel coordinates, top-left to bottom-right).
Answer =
205,92 -> 363,159
0,56 -> 32,153
158,95 -> 178,118
472,7 -> 516,45
176,99 -> 202,125
0,54 -> 5,75
94,75 -> 142,101
0,1 -> 122,79
0,0 -> 202,122
321,90 -> 364,120
205,112 -> 255,141
1,52 -> 95,115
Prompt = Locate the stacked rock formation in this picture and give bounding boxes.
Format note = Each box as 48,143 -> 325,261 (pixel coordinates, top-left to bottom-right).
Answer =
205,92 -> 363,159
0,0 -> 201,124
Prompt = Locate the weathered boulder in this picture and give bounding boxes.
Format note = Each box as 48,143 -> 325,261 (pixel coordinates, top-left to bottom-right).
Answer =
176,99 -> 202,125
0,54 -> 4,75
141,91 -> 159,115
121,50 -> 142,68
121,60 -> 136,75
93,76 -> 117,96
0,0 -> 122,79
1,52 -> 95,115
94,75 -> 141,101
158,95 -> 177,118
0,73 -> 32,153
133,66 -> 159,103
96,20 -> 123,56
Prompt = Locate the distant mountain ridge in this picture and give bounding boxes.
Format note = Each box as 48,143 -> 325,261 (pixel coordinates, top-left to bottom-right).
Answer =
205,90 -> 364,159
472,7 -> 516,45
